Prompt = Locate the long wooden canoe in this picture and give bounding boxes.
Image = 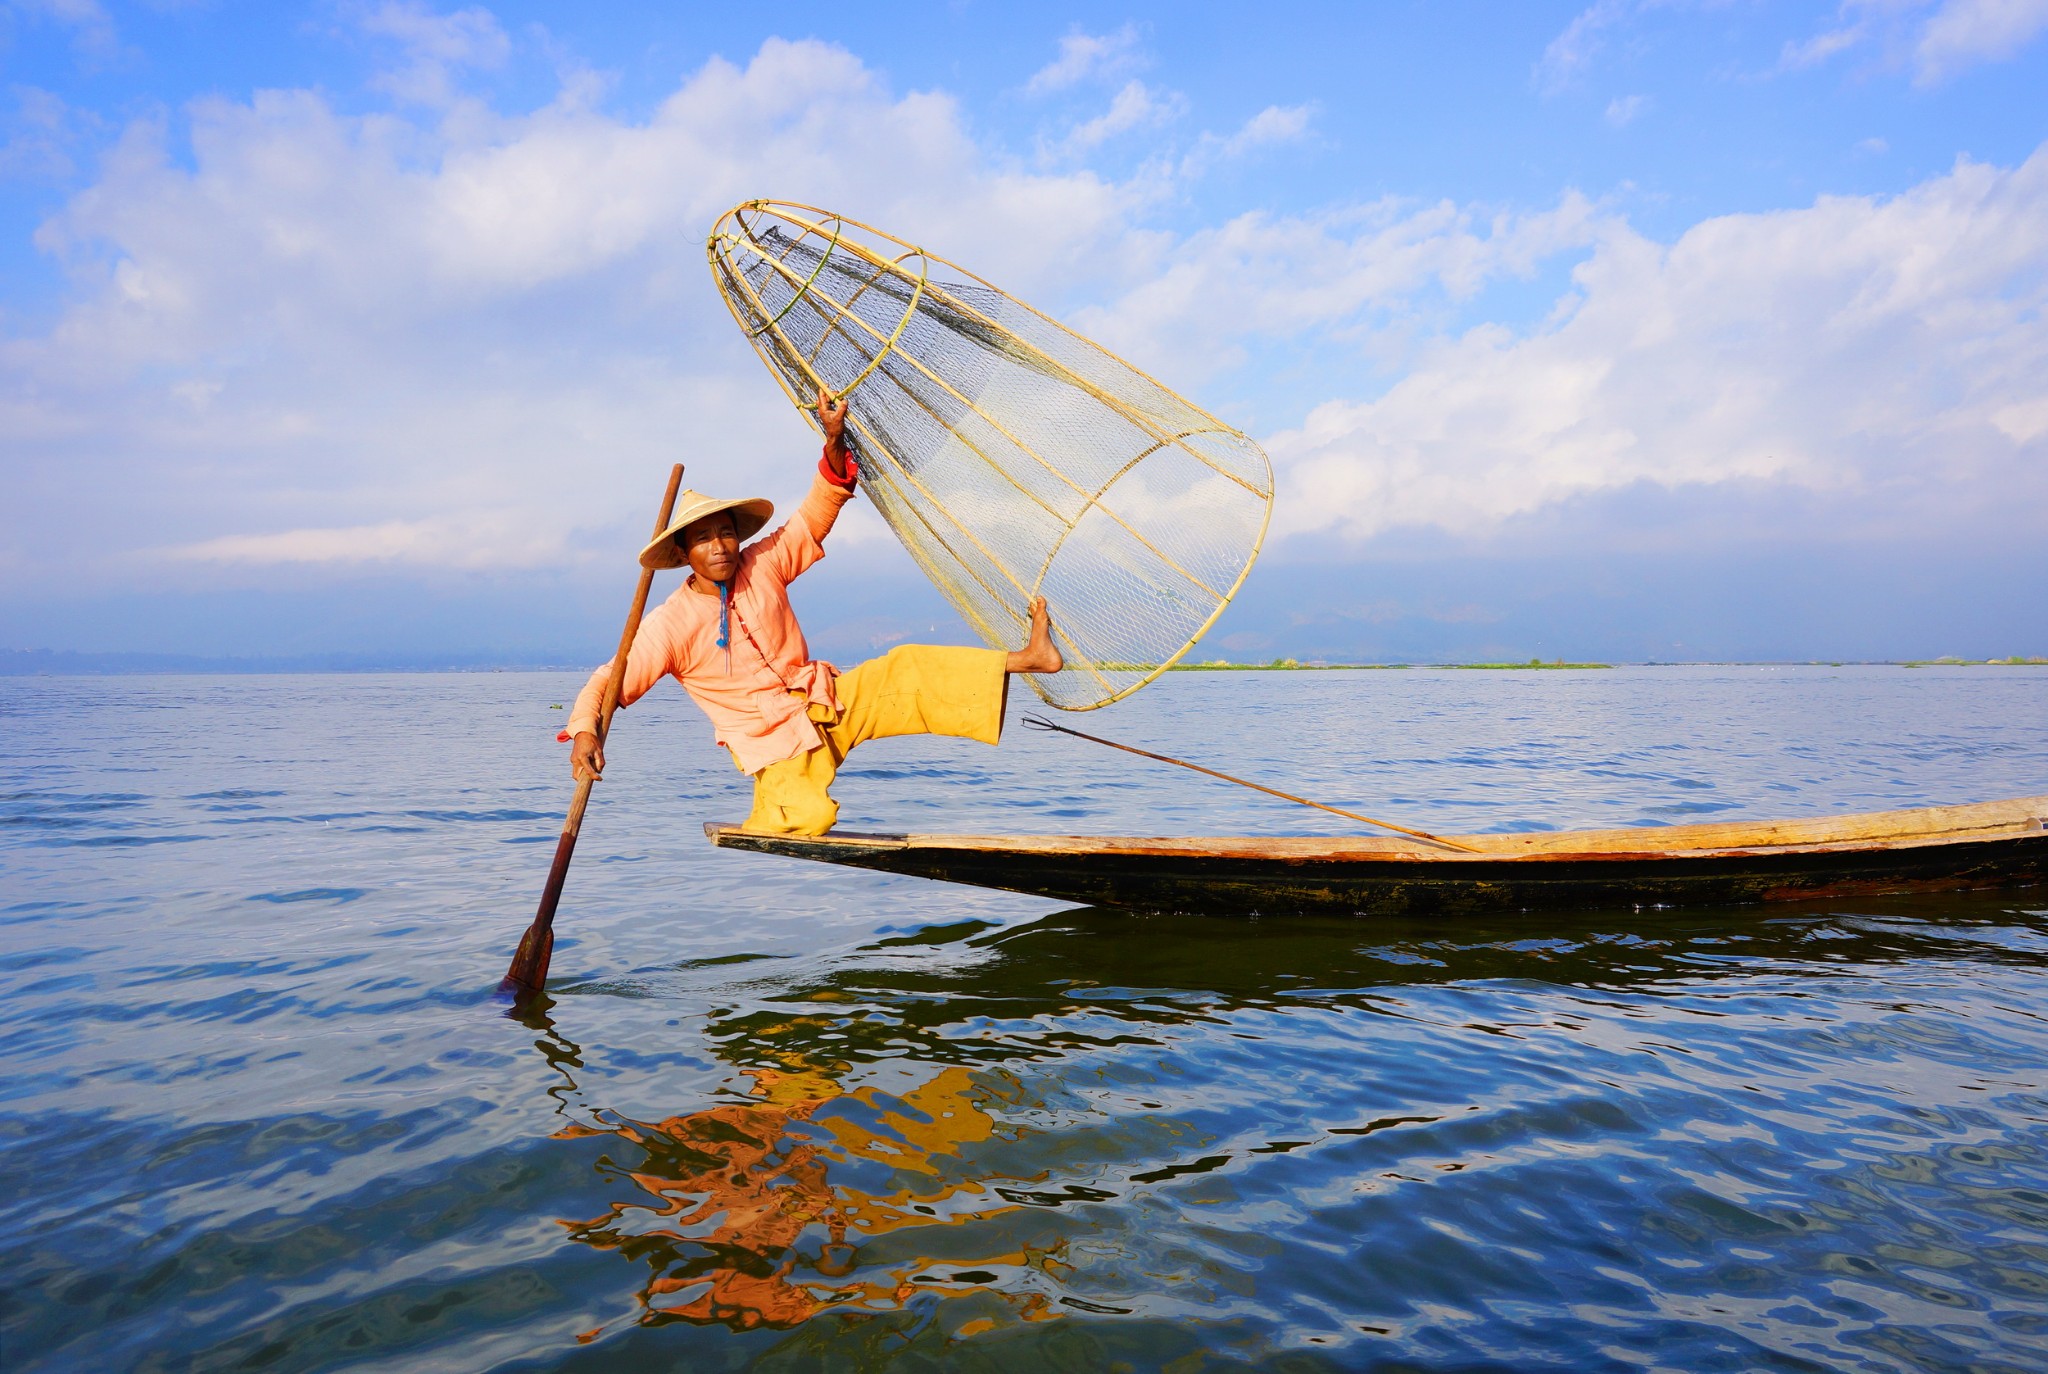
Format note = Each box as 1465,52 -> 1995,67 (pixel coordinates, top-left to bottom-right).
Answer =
706,794 -> 2048,916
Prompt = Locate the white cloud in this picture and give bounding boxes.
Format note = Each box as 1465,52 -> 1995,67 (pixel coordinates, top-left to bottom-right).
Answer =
5,24 -> 2043,615
0,86 -> 93,179
354,2 -> 512,106
1025,24 -> 1143,94
1075,193 -> 1607,389
1993,394 -> 2048,443
1604,94 -> 1650,126
1781,0 -> 2048,84
1535,0 -> 1633,93
3,39 -> 1143,581
1179,104 -> 1313,176
1058,80 -> 1185,155
11,0 -> 117,57
1266,147 -> 2048,544
163,512 -> 568,569
1554,0 -> 2048,87
1218,104 -> 1312,155
1779,17 -> 1872,71
1914,0 -> 2048,82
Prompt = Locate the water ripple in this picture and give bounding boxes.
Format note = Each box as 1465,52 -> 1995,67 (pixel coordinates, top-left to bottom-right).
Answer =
2,668 -> 2046,1371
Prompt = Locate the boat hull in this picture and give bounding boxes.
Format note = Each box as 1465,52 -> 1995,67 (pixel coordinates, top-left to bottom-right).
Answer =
706,796 -> 2048,917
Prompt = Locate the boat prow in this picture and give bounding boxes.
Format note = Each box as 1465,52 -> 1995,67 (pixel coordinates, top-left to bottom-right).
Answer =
705,794 -> 2048,917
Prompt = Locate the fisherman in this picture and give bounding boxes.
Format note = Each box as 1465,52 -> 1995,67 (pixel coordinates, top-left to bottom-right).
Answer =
564,388 -> 1062,836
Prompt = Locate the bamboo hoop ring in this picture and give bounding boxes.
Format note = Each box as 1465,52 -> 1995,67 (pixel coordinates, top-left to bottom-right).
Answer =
716,207 -> 930,406
705,200 -> 1276,710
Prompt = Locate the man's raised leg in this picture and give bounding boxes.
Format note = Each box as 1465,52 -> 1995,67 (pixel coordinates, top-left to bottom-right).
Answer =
741,599 -> 1064,837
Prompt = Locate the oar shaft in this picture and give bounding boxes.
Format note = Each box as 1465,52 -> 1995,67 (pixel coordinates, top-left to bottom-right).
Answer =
504,462 -> 687,996
1029,717 -> 1481,854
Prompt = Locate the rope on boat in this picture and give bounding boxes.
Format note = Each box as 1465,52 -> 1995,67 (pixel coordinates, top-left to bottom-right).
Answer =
1020,714 -> 1482,854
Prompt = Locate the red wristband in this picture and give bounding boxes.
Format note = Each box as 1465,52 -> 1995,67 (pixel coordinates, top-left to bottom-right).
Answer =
819,445 -> 858,489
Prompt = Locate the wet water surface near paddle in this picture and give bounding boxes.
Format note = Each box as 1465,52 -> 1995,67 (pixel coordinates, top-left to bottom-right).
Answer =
4,665 -> 2047,1372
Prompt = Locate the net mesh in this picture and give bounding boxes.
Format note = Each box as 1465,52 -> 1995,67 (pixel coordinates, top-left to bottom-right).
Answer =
707,201 -> 1273,711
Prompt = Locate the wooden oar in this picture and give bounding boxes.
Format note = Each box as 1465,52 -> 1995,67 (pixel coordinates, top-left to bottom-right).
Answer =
503,463 -> 687,998
1021,713 -> 1482,854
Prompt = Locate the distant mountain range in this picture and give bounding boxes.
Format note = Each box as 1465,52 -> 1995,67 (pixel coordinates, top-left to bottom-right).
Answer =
0,649 -> 597,675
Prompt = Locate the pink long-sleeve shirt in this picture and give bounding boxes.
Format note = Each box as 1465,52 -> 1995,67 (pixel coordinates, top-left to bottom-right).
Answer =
564,468 -> 855,775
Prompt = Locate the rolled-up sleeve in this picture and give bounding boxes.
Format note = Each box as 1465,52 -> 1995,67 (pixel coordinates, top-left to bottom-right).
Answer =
748,473 -> 854,586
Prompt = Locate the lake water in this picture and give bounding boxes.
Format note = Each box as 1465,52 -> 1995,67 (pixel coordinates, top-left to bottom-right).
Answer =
4,665 -> 2047,1372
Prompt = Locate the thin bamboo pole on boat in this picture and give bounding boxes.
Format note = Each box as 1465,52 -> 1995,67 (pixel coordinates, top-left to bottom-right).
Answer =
1021,714 -> 1482,854
503,463 -> 687,998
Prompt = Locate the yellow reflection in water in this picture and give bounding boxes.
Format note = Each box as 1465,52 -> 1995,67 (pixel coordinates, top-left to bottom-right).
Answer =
554,1056 -> 1059,1335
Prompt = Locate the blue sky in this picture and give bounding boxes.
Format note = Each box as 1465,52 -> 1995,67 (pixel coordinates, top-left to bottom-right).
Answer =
3,0 -> 2046,665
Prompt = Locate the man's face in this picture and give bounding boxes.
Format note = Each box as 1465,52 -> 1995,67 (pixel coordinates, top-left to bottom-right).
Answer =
681,512 -> 740,583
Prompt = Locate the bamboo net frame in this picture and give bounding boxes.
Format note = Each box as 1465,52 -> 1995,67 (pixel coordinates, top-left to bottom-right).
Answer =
707,200 -> 1274,711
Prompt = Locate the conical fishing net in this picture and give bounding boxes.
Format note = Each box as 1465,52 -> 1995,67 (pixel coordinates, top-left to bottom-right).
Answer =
706,201 -> 1274,711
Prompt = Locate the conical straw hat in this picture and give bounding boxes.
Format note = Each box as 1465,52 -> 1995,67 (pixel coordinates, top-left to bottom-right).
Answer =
639,490 -> 774,570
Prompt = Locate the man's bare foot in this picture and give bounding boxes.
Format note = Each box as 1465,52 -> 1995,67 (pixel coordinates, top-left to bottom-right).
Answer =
1005,597 -> 1063,674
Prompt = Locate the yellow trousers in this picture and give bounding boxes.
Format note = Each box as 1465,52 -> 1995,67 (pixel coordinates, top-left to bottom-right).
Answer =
743,645 -> 1008,837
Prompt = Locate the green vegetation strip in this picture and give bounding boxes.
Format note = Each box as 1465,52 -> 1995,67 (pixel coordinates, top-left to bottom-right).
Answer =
1438,660 -> 1614,670
1098,657 -> 2047,672
1903,656 -> 2048,667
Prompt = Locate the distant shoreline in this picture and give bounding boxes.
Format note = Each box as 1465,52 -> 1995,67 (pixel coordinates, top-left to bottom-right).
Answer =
1143,659 -> 1617,671
1152,656 -> 2047,671
4,651 -> 2042,676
